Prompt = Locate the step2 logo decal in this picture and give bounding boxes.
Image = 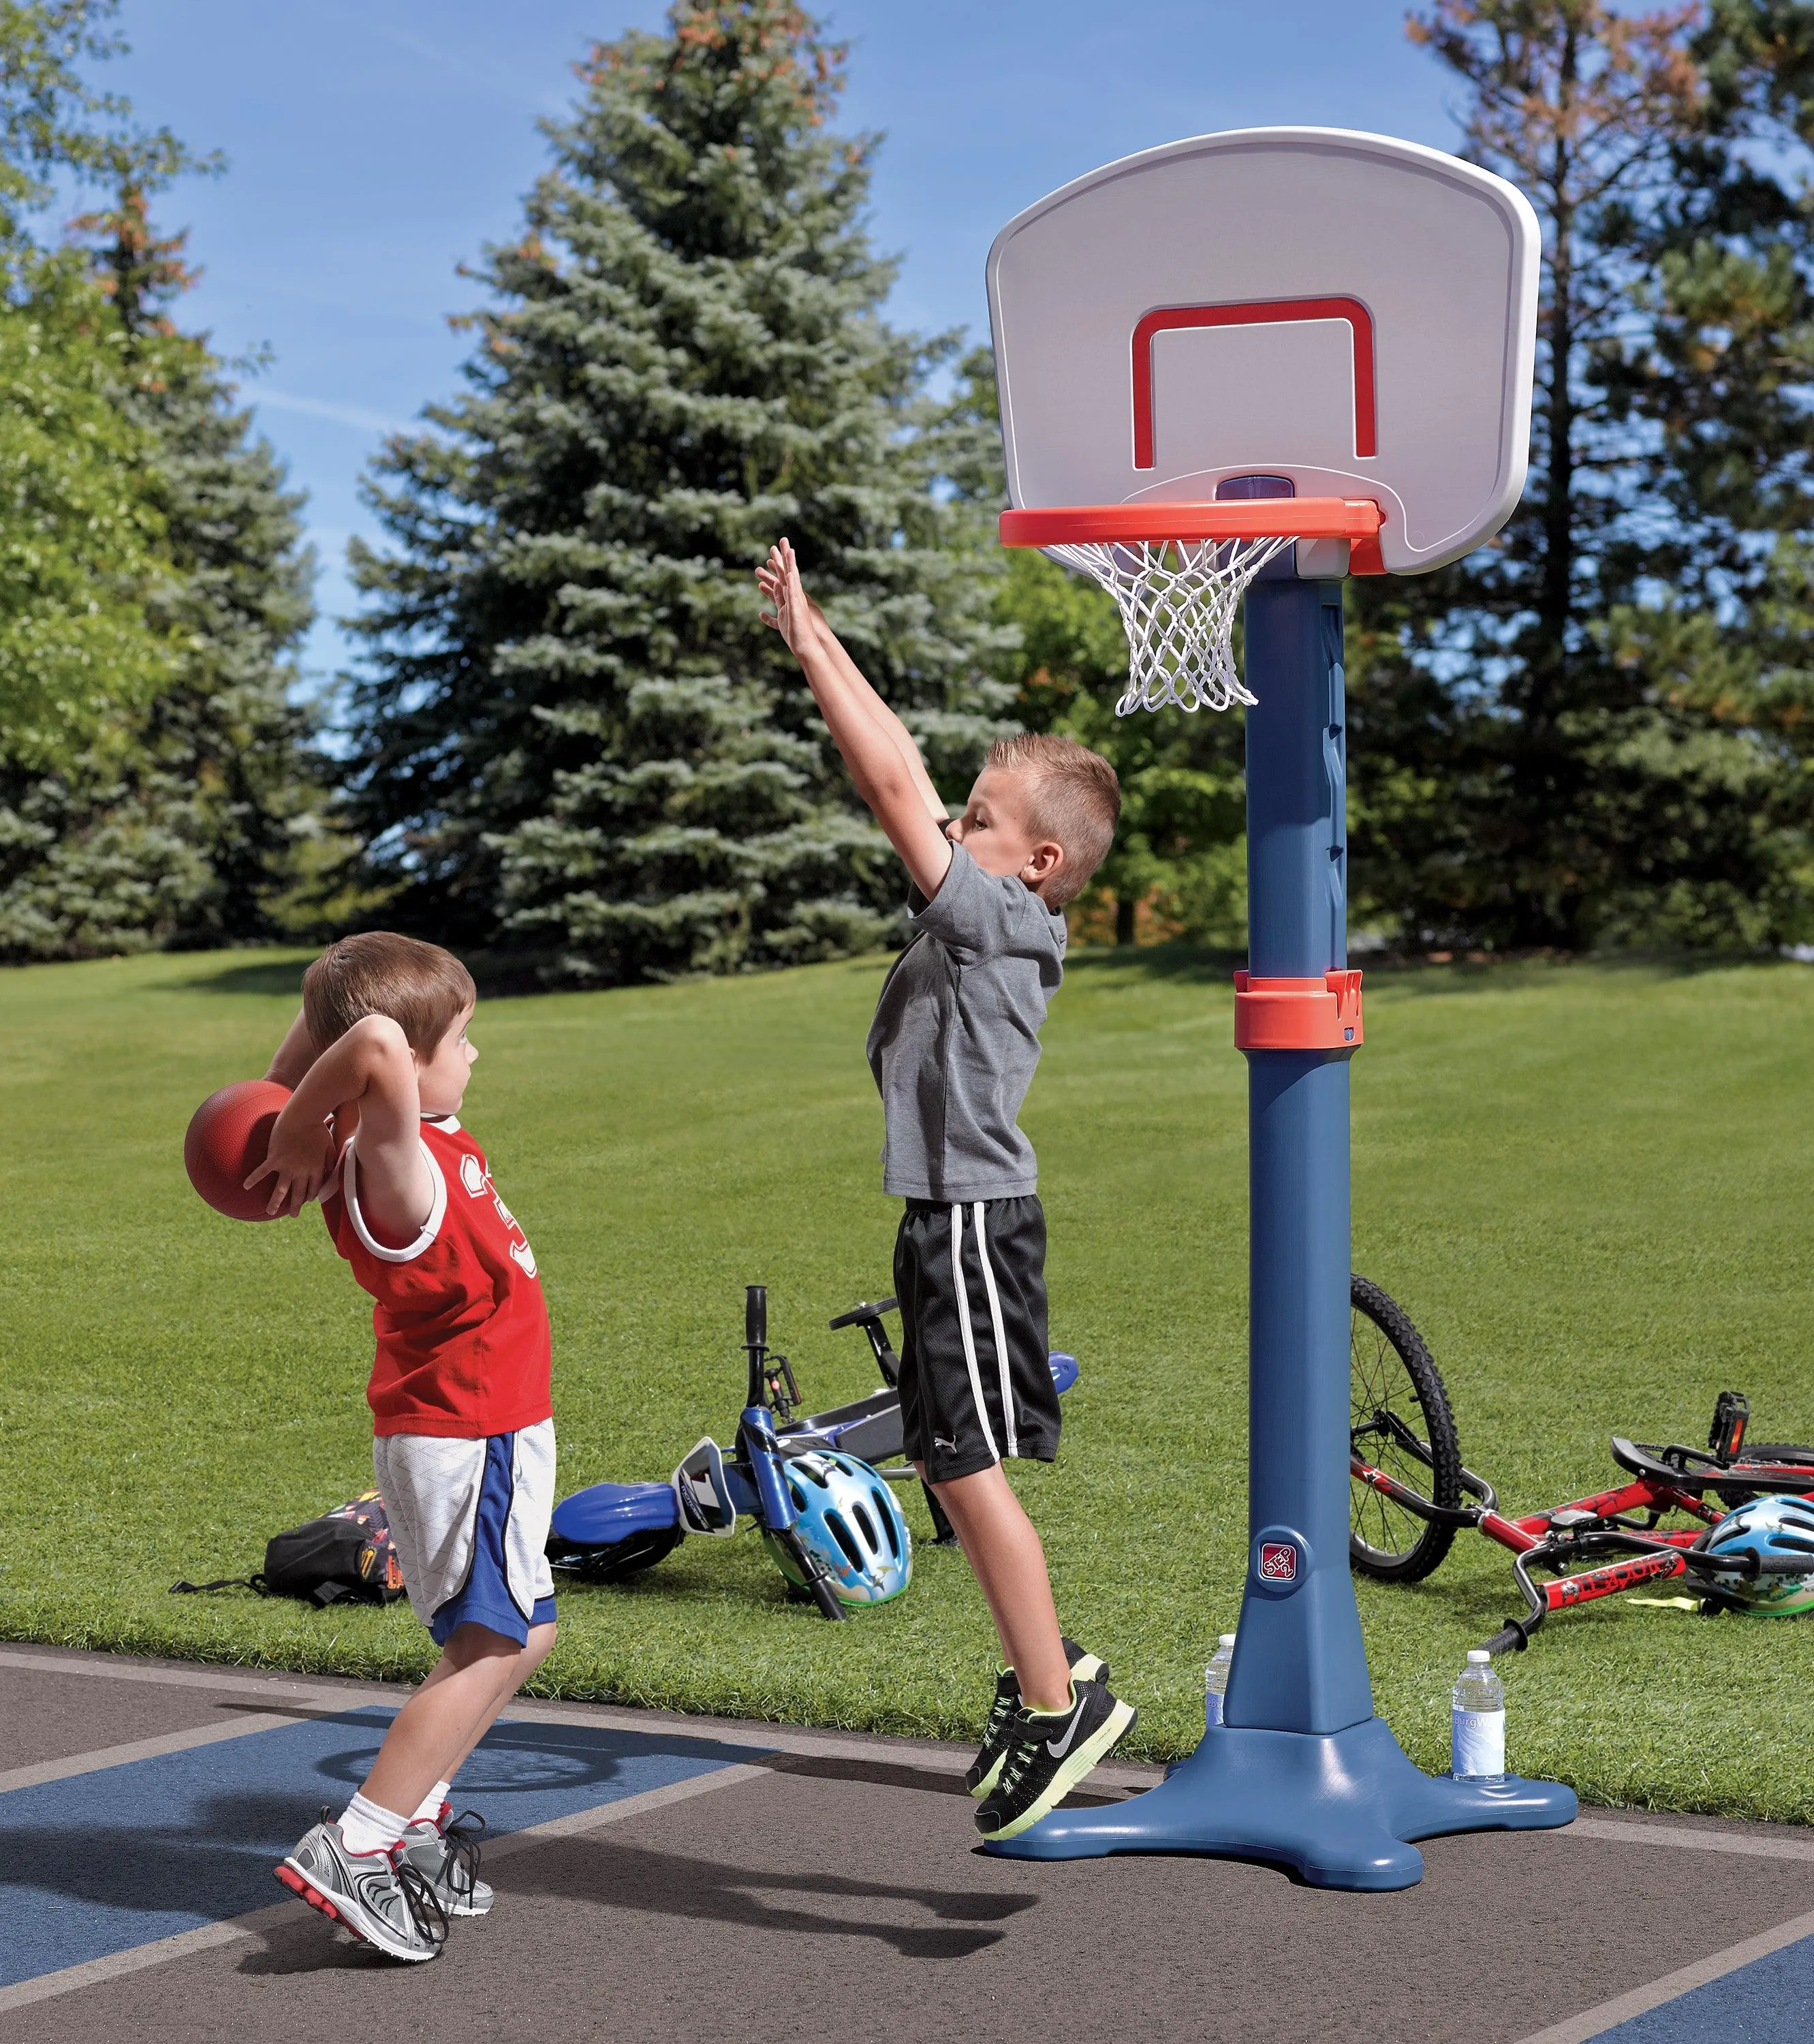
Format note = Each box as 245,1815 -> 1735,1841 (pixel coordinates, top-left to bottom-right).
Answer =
1259,1541 -> 1298,1583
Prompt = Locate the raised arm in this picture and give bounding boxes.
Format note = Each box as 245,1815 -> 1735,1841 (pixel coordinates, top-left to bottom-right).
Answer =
804,599 -> 949,827
758,540 -> 952,898
265,1008 -> 319,1089
253,1016 -> 433,1240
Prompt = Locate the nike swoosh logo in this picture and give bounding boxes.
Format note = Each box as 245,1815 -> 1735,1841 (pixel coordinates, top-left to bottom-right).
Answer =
1046,1704 -> 1086,1759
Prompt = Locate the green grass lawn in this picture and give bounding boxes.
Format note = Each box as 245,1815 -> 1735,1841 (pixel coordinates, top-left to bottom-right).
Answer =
3,946 -> 1813,1822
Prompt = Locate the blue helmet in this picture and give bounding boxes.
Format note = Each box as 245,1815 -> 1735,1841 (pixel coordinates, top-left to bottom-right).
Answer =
762,1450 -> 911,1607
1698,1494 -> 1814,1616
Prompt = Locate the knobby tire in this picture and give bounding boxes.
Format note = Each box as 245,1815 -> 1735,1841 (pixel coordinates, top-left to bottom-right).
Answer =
1349,1274 -> 1463,1583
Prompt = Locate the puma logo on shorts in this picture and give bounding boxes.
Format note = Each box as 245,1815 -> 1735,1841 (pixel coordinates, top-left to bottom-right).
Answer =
892,1195 -> 1061,1487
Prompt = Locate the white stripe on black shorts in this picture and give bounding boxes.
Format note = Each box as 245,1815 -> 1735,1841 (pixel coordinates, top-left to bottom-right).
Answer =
893,1195 -> 1061,1485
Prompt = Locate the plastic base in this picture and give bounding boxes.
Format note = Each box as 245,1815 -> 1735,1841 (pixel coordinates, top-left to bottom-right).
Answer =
982,1715 -> 1577,1891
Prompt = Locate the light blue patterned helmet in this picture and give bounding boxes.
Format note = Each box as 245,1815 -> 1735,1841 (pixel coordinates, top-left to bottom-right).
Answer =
1699,1494 -> 1814,1616
763,1451 -> 911,1606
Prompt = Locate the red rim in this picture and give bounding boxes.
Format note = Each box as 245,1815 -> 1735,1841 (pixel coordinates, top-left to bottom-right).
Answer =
999,498 -> 1385,547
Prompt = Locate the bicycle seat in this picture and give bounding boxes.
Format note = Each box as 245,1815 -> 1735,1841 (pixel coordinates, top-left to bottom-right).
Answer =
1612,1434 -> 1814,1502
829,1297 -> 898,1330
549,1478 -> 678,1546
1610,1436 -> 1685,1483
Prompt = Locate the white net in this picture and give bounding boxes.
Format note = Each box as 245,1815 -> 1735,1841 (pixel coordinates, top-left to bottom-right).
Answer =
1046,533 -> 1296,715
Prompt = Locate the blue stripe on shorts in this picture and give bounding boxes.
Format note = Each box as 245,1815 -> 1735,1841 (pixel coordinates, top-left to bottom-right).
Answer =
429,1431 -> 558,1647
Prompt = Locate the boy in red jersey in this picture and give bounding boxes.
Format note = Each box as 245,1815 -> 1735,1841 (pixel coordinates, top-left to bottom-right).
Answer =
252,932 -> 555,1962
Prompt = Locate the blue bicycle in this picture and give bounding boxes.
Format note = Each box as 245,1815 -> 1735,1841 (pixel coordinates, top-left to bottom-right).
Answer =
546,1285 -> 1079,1620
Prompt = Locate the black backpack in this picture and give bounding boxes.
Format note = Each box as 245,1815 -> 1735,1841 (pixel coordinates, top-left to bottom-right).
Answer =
171,1490 -> 407,1609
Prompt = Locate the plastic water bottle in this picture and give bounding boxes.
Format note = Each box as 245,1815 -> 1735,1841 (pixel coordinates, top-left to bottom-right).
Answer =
1451,1648 -> 1505,1783
1204,1633 -> 1236,1729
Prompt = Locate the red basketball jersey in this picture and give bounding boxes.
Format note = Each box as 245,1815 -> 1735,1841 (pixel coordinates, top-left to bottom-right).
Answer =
322,1114 -> 552,1439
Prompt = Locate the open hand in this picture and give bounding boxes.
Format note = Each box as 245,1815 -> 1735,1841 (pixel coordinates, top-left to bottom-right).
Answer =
247,1108 -> 335,1218
756,539 -> 814,657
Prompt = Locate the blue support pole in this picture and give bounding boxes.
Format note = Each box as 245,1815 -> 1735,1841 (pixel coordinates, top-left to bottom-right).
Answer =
985,486 -> 1576,1887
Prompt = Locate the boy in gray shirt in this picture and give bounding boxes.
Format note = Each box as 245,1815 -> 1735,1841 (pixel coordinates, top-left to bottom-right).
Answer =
759,538 -> 1136,1842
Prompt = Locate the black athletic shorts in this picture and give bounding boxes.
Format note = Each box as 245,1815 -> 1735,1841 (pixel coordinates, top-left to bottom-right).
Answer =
893,1194 -> 1062,1485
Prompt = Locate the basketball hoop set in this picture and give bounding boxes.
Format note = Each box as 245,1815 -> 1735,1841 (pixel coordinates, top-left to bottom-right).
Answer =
980,129 -> 1576,1887
990,125 -> 1539,713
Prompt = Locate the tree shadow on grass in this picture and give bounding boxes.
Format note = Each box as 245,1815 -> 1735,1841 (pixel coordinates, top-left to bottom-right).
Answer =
161,957 -> 309,999
1061,944 -> 1785,1005
1358,950 -> 1785,1006
164,948 -> 574,1003
1062,944 -> 1244,989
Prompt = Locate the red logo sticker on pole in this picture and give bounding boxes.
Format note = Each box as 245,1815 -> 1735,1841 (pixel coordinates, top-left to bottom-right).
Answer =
1260,1542 -> 1298,1583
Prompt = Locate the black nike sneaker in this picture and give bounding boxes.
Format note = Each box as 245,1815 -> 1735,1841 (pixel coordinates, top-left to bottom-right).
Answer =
965,1638 -> 1108,1798
973,1677 -> 1137,1842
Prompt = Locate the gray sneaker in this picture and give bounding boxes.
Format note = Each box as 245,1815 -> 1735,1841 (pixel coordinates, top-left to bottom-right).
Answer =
276,1814 -> 448,1962
398,1808 -> 493,1918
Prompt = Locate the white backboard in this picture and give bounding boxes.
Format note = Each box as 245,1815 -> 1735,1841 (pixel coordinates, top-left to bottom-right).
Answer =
986,128 -> 1541,576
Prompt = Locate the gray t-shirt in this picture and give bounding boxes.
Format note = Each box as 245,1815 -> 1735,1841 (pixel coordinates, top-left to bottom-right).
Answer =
864,842 -> 1067,1203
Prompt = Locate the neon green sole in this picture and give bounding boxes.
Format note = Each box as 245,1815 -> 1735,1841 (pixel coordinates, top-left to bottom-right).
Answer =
975,1698 -> 1137,1842
965,1647 -> 1110,1800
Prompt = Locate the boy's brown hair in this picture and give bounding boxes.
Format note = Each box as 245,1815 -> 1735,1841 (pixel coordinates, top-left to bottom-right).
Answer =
986,734 -> 1121,908
303,932 -> 476,1058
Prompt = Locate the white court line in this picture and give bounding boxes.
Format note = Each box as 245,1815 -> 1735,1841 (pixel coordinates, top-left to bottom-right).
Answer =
0,1650 -> 379,1709
0,1760 -> 768,2016
0,1716 -> 298,1795
1512,1906 -> 1814,2044
0,1647 -> 1161,1791
1570,1815 -> 1814,1865
0,1920 -> 265,2019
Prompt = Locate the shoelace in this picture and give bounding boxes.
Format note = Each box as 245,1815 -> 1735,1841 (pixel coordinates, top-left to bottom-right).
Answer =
437,1809 -> 487,1902
993,1714 -> 1050,1798
392,1859 -> 450,1948
979,1677 -> 1019,1752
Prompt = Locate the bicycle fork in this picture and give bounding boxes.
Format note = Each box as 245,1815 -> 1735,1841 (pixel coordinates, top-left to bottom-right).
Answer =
741,1287 -> 845,1622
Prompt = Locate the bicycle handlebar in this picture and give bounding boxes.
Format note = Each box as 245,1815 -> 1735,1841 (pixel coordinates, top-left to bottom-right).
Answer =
1349,1456 -> 1486,1530
1482,1523 -> 1814,1655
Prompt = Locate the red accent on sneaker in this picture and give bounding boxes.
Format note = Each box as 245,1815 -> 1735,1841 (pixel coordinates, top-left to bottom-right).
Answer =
275,1864 -> 360,1940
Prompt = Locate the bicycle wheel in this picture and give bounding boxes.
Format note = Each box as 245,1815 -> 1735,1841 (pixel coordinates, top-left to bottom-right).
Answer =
1739,1443 -> 1814,1470
1723,1443 -> 1814,1502
1349,1274 -> 1463,1583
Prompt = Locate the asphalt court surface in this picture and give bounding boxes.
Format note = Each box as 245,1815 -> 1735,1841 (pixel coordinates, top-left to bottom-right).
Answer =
3,1646 -> 1812,2042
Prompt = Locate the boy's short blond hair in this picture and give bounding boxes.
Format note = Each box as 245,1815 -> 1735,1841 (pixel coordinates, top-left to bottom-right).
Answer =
986,734 -> 1121,908
303,932 -> 476,1058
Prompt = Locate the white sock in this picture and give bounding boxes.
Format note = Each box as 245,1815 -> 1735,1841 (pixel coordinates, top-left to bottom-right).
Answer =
410,1781 -> 452,1827
339,1791 -> 409,1857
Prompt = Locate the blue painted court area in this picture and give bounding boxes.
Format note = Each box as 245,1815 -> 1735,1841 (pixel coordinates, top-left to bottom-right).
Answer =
1587,1934 -> 1814,2041
1,1707 -> 763,1989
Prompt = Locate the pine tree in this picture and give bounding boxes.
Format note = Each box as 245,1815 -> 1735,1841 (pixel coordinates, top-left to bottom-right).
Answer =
1346,1 -> 1814,952
343,2 -> 1011,982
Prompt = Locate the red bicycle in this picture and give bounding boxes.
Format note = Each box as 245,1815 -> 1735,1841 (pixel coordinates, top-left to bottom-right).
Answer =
1345,1275 -> 1814,1654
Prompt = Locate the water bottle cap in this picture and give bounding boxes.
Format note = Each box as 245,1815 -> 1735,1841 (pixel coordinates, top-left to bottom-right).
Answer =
1218,1634 -> 1237,1647
1467,1649 -> 1490,1663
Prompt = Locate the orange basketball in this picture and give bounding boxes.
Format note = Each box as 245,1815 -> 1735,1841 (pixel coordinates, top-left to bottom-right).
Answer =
184,1080 -> 292,1222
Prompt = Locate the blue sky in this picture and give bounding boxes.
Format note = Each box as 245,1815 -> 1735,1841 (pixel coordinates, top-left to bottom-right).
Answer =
106,1 -> 1464,687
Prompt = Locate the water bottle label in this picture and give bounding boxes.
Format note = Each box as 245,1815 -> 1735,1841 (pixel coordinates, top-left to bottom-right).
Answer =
1452,1707 -> 1505,1779
1205,1692 -> 1223,1728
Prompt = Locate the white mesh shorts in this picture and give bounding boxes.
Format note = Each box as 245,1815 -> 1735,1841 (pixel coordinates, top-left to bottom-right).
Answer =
374,1419 -> 557,1644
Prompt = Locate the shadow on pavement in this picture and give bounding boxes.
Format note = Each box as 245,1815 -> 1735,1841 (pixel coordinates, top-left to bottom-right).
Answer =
495,1837 -> 1037,1960
765,1749 -> 1130,1812
2,1791 -> 323,1923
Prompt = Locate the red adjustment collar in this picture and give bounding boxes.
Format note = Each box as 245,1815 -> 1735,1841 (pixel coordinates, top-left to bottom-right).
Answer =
1233,970 -> 1364,1052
